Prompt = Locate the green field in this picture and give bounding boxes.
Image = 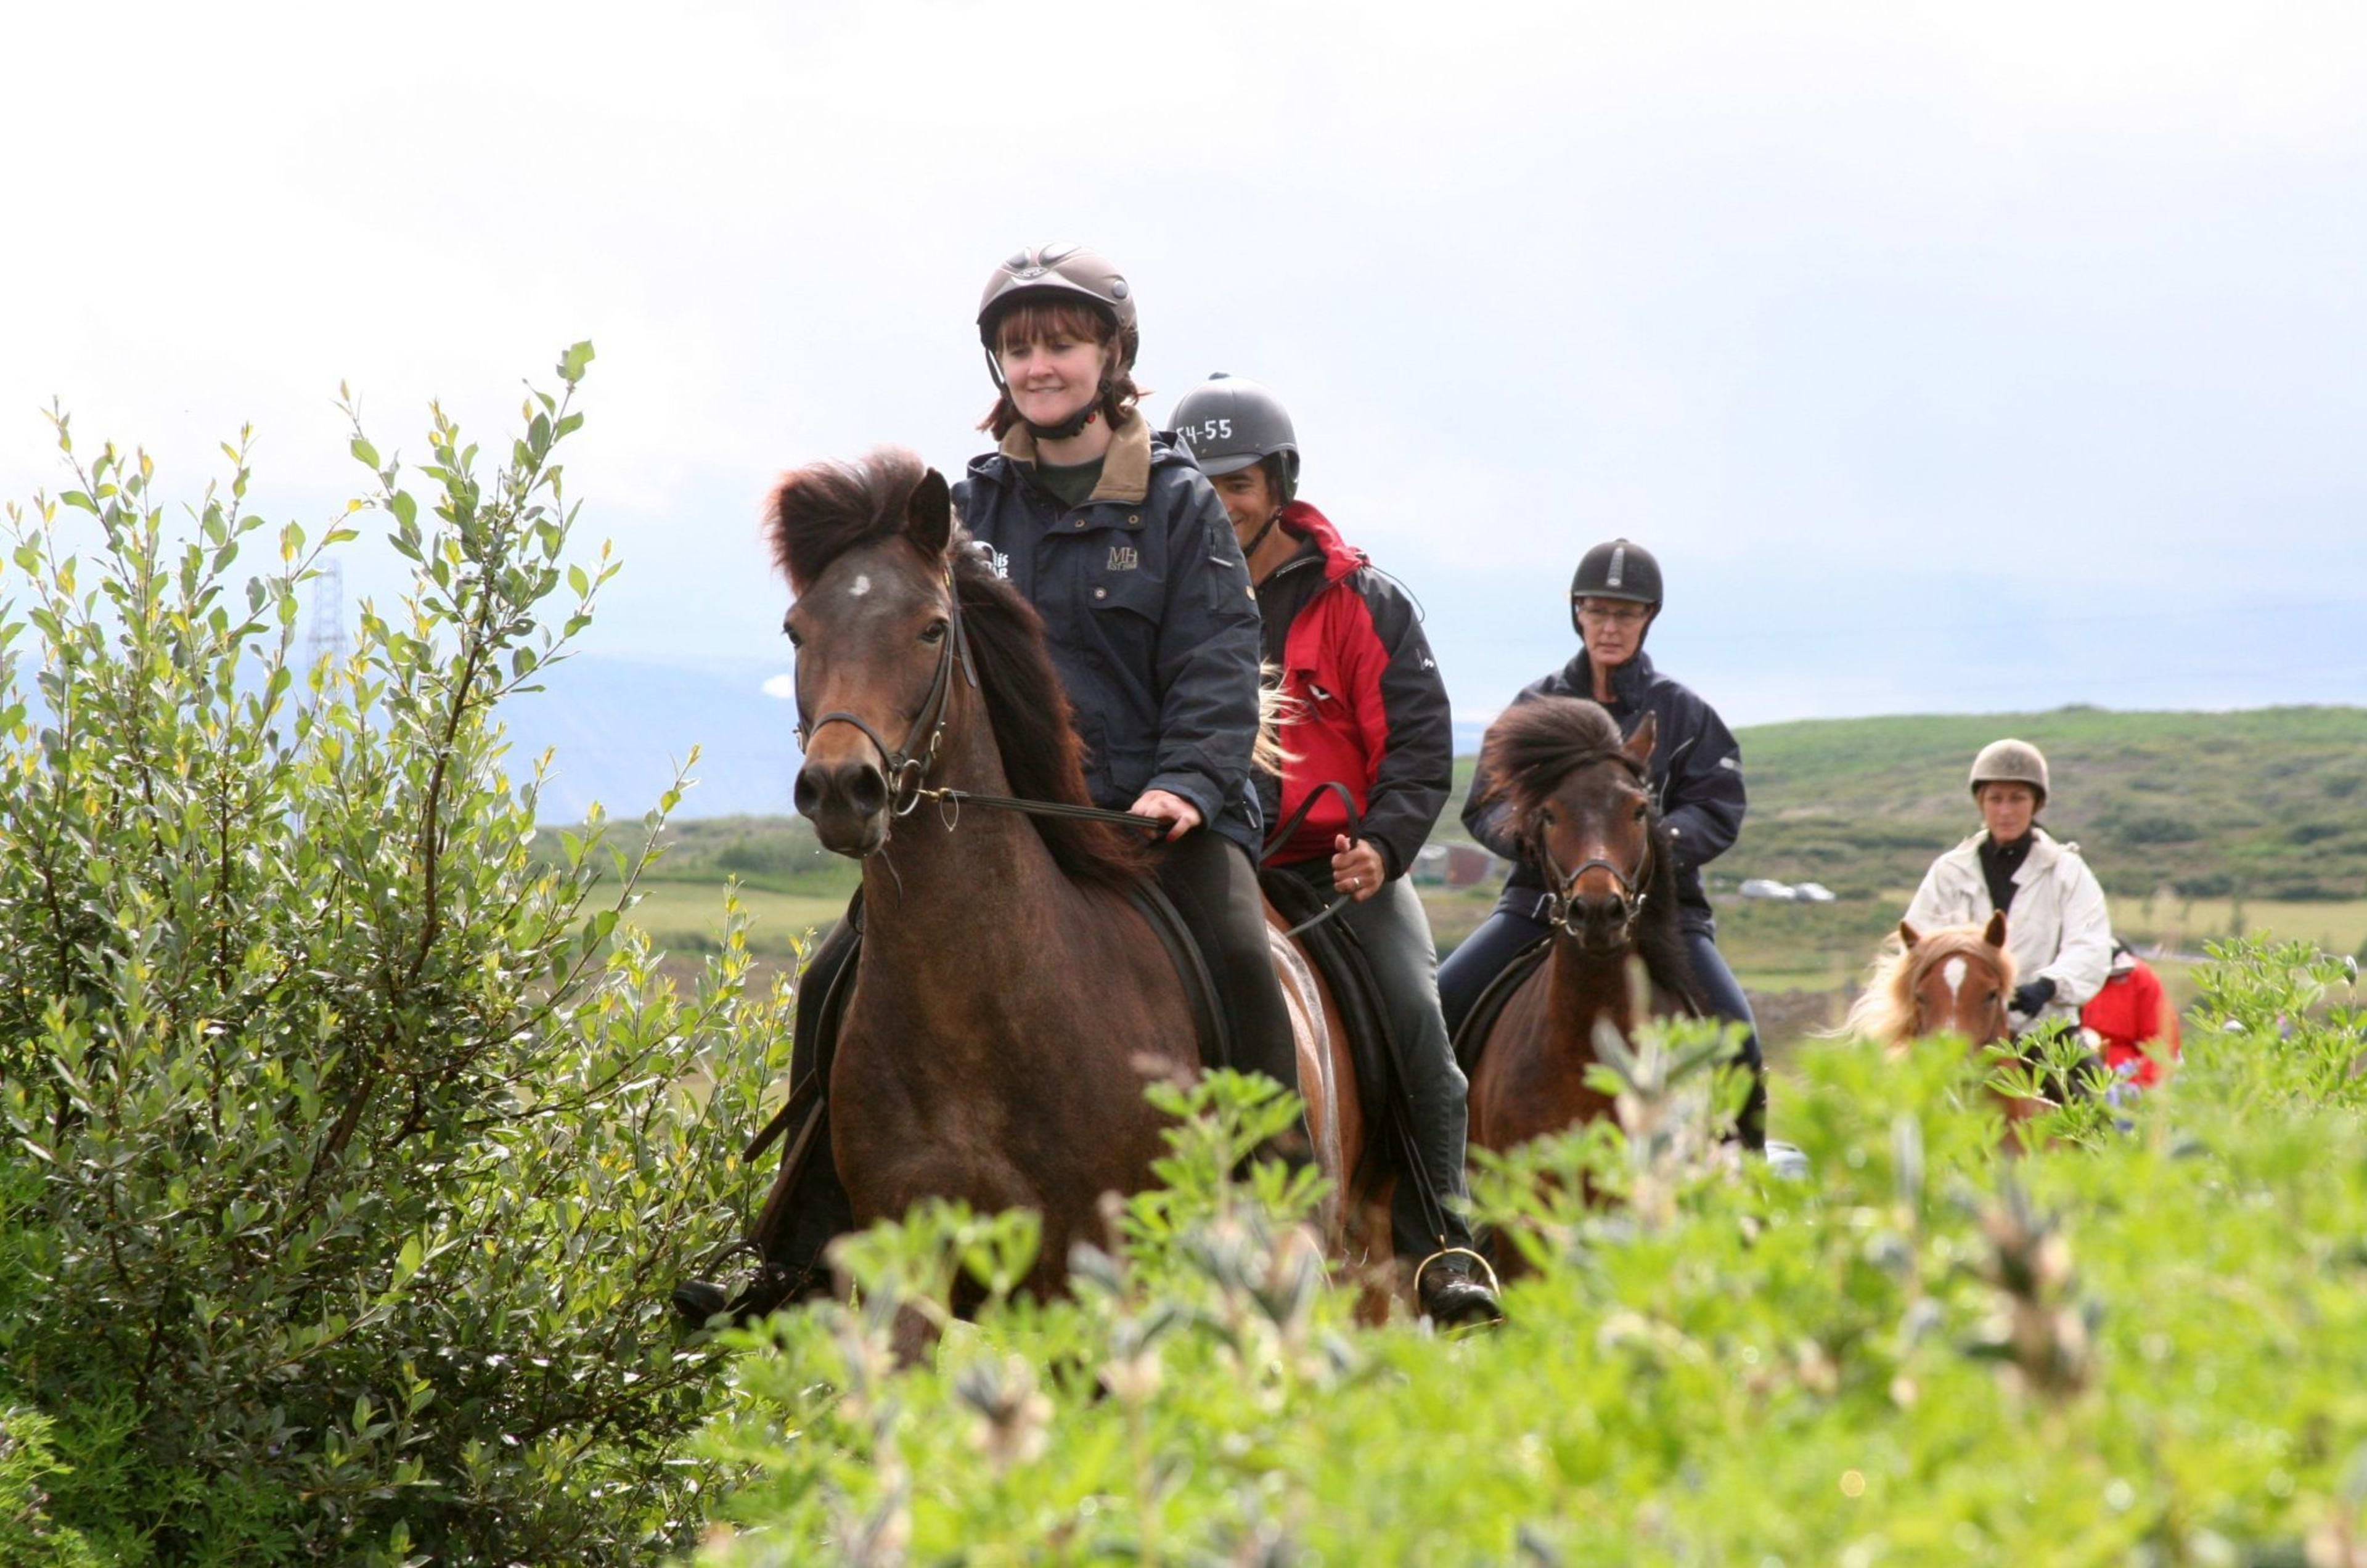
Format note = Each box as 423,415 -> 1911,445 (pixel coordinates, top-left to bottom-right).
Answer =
617,879 -> 845,958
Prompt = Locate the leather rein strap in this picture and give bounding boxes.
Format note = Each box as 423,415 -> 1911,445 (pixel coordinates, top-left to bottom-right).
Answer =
1259,778 -> 1362,939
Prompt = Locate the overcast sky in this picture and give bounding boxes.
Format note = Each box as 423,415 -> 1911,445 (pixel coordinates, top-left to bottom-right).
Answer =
4,0 -> 2363,732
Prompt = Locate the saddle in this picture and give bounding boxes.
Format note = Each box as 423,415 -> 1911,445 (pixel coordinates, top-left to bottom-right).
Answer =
1259,868 -> 1397,1151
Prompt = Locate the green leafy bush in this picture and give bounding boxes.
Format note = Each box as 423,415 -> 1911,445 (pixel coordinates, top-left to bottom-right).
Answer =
699,940 -> 2367,1564
0,350 -> 791,1562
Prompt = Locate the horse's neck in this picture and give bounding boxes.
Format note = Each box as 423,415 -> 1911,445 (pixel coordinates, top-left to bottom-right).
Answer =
1540,937 -> 1638,1059
855,695 -> 1076,974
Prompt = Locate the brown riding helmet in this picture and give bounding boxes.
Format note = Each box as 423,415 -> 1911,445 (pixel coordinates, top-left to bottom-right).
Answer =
976,244 -> 1138,365
1969,738 -> 2050,807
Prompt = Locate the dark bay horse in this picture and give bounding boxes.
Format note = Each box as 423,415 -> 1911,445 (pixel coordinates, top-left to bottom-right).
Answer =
1461,699 -> 1706,1226
767,448 -> 1371,1301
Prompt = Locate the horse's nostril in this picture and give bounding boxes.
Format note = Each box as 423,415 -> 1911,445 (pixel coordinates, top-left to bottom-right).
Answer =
844,764 -> 888,817
792,767 -> 825,817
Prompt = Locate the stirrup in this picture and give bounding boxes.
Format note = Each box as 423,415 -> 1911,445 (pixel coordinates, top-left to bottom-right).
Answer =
1412,1246 -> 1503,1299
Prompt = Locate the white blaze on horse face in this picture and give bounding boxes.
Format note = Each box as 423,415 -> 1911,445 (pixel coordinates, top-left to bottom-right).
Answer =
848,574 -> 872,598
1942,956 -> 1969,1013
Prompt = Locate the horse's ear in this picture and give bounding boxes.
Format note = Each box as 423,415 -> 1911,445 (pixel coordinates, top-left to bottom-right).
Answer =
1624,711 -> 1658,767
906,467 -> 953,558
1899,921 -> 1921,950
1983,909 -> 2008,950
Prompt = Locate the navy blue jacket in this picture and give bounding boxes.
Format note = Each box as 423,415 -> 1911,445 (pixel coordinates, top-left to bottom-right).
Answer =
1463,649 -> 1744,927
954,412 -> 1265,852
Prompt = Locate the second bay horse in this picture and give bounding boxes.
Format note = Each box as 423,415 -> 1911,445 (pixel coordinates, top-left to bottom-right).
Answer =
1461,698 -> 1709,1259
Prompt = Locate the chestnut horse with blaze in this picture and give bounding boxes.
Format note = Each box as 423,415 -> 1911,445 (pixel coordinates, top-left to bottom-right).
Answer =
769,448 -> 1372,1301
1839,913 -> 2083,1133
1461,698 -> 1708,1258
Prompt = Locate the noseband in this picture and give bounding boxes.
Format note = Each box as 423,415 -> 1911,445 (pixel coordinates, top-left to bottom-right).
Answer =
793,564 -> 979,819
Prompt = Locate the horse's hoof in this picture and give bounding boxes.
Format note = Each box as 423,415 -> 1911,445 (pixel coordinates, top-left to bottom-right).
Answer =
1420,1273 -> 1506,1331
671,1278 -> 730,1329
1763,1140 -> 1812,1180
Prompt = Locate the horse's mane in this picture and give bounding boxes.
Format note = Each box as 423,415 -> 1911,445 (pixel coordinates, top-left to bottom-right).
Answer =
1838,925 -> 2017,1050
765,447 -> 1147,891
1476,696 -> 1701,1013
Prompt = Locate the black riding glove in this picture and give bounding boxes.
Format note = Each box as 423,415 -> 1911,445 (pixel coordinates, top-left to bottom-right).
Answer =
2011,977 -> 2058,1016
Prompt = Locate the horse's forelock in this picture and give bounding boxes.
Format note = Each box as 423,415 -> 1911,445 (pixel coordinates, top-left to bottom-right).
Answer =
765,446 -> 930,594
1479,696 -> 1644,825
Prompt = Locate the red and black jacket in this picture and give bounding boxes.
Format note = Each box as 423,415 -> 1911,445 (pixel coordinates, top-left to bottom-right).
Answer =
1251,502 -> 1453,877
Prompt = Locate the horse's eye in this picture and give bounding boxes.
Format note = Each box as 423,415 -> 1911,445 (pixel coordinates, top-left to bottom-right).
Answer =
920,620 -> 948,645
1633,802 -> 1648,820
784,623 -> 804,648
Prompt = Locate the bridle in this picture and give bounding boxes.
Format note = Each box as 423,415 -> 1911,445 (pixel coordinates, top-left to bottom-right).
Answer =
793,564 -> 978,821
790,561 -> 1171,844
1532,754 -> 1654,946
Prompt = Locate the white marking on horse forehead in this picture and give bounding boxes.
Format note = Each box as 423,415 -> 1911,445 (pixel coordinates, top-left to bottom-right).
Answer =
1941,955 -> 1969,1003
848,574 -> 872,598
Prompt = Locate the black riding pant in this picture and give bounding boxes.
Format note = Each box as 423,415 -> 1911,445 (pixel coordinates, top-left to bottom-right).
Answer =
1438,907 -> 1766,1146
759,915 -> 862,1283
1274,862 -> 1475,1259
1156,831 -> 1301,1099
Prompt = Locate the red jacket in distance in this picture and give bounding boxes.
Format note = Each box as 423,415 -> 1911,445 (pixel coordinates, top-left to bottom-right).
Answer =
2081,950 -> 2181,1087
1250,503 -> 1453,877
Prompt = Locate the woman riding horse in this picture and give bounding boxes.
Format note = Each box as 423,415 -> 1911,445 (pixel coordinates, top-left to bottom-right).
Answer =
1903,738 -> 2112,1032
954,243 -> 1302,1118
1438,539 -> 1765,1146
674,245 -> 1299,1326
1169,372 -> 1498,1326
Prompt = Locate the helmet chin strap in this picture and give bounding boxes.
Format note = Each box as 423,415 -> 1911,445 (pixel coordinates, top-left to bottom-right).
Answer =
1023,391 -> 1105,442
1240,506 -> 1285,561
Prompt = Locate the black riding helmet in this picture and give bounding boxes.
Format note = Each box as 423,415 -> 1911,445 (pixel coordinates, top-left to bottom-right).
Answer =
1169,374 -> 1301,503
1569,537 -> 1664,639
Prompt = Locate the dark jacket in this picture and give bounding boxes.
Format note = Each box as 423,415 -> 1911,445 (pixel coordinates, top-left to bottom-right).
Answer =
1463,649 -> 1744,926
954,411 -> 1265,852
1251,502 -> 1452,878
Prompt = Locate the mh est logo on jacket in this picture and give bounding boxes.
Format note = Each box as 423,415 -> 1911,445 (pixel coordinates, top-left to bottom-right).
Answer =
1106,545 -> 1139,572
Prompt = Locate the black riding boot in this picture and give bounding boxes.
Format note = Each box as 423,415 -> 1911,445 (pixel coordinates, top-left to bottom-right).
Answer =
671,913 -> 861,1328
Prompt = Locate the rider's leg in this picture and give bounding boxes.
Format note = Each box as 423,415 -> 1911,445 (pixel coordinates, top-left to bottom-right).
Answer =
676,914 -> 861,1325
1306,873 -> 1478,1257
1153,831 -> 1302,1100
1680,917 -> 1766,1149
1436,908 -> 1553,1040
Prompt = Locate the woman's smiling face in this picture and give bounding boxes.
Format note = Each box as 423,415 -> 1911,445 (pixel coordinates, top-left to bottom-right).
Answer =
995,317 -> 1110,430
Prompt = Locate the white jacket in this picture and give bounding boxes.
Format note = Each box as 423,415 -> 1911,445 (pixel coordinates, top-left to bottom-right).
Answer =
1903,828 -> 2113,1020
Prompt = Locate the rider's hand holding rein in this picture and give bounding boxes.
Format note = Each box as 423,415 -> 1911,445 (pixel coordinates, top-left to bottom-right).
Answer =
1130,788 -> 1203,838
1332,833 -> 1385,901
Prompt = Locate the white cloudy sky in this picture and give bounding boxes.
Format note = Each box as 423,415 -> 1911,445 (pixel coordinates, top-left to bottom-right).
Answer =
4,0 -> 2363,731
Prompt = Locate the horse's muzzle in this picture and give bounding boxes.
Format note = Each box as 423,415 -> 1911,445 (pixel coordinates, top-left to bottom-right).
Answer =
795,757 -> 890,856
1561,890 -> 1638,954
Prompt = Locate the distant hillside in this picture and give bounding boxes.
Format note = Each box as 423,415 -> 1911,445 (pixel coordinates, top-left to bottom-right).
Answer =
557,703 -> 2365,907
1719,706 -> 2366,901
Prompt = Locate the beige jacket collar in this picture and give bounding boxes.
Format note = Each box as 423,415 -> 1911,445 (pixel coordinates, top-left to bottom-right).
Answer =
997,407 -> 1153,505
